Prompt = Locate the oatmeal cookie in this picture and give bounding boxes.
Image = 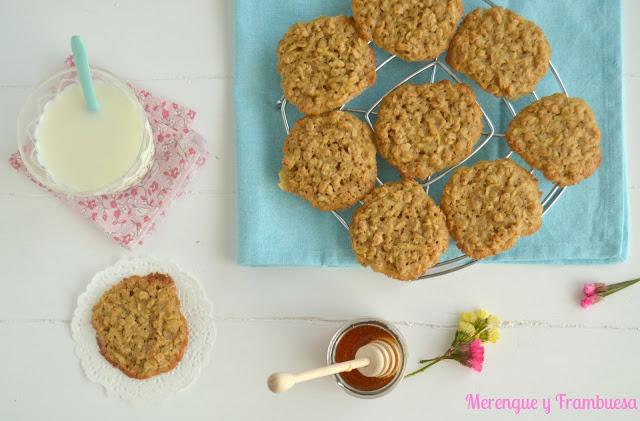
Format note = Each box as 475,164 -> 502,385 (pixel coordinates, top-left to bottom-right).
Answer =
279,111 -> 377,211
447,7 -> 551,99
350,180 -> 449,280
277,15 -> 377,115
506,94 -> 601,186
91,273 -> 189,380
374,81 -> 483,180
441,159 -> 542,259
352,0 -> 464,61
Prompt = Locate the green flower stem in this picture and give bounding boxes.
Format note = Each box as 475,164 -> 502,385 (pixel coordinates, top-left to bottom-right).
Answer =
473,325 -> 490,340
418,357 -> 440,364
404,357 -> 444,378
602,278 -> 640,297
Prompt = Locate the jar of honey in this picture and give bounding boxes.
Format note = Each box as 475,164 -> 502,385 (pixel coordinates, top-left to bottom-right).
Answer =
327,318 -> 407,398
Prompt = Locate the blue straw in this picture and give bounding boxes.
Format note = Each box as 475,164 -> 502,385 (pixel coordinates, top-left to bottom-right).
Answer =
70,35 -> 99,112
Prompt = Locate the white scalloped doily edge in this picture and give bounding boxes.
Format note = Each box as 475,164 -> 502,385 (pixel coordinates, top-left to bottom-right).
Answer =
71,257 -> 216,402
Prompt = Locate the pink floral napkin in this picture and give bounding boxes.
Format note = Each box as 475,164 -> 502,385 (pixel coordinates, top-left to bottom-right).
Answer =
9,59 -> 208,248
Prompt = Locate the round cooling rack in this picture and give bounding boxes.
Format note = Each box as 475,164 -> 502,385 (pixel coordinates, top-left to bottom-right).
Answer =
276,0 -> 569,279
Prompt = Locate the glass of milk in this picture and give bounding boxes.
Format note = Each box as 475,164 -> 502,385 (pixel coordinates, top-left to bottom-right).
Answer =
17,67 -> 154,196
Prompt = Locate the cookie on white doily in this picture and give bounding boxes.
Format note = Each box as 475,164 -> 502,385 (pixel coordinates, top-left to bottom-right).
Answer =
71,257 -> 216,402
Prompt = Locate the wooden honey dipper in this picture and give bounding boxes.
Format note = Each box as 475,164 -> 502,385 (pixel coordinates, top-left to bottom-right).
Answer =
267,339 -> 401,393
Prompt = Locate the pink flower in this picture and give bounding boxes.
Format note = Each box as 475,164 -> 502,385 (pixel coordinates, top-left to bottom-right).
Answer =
453,339 -> 485,372
580,279 -> 639,309
580,295 -> 598,309
583,283 -> 597,296
164,168 -> 179,179
9,156 -> 21,170
580,283 -> 604,309
186,109 -> 196,120
468,340 -> 485,372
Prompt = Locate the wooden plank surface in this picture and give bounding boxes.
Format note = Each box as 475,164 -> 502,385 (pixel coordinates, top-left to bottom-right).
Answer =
0,0 -> 638,419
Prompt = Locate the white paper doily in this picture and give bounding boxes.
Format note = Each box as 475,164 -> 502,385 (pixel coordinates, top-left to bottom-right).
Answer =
71,257 -> 216,402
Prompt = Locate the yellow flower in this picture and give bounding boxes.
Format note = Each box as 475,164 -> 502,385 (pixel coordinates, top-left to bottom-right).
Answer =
460,311 -> 477,323
475,309 -> 489,320
456,308 -> 501,344
487,328 -> 500,343
457,320 -> 476,338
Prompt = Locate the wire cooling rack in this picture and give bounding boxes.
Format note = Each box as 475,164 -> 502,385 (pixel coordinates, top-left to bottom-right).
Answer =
276,0 -> 569,279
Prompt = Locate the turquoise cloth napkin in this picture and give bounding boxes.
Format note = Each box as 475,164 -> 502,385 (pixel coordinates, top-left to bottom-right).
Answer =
234,0 -> 627,266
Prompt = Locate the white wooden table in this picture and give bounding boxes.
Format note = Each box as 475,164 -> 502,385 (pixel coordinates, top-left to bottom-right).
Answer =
1,1 -> 638,420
